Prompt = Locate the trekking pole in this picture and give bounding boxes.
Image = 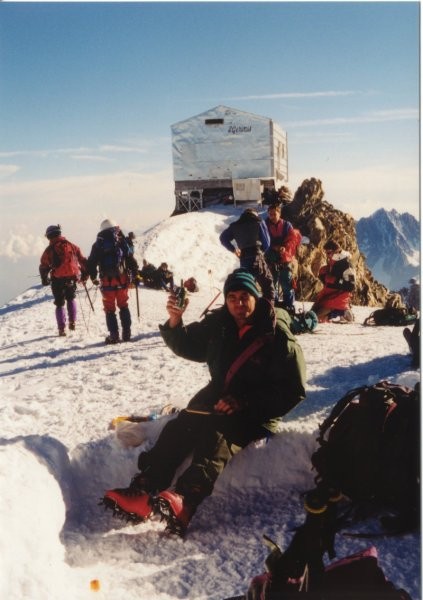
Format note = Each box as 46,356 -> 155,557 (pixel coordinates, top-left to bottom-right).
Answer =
83,281 -> 95,312
135,283 -> 140,321
77,288 -> 89,333
199,290 -> 222,318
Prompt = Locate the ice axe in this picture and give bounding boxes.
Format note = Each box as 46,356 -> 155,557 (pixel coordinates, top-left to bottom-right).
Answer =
135,283 -> 140,321
200,290 -> 222,318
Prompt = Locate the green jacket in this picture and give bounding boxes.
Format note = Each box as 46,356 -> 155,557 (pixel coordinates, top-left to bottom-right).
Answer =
159,300 -> 306,433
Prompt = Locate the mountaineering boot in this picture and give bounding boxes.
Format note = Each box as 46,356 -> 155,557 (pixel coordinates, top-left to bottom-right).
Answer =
101,489 -> 153,523
122,329 -> 131,342
67,299 -> 77,330
100,472 -> 156,522
119,306 -> 132,342
55,306 -> 66,336
105,311 -> 120,344
155,490 -> 194,537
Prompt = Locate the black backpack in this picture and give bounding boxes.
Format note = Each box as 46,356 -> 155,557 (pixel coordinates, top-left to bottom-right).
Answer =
364,307 -> 417,327
311,381 -> 420,531
224,517 -> 413,599
229,542 -> 413,600
97,228 -> 128,278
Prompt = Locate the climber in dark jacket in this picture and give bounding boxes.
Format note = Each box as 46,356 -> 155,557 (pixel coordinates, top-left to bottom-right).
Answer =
101,269 -> 306,536
220,209 -> 275,302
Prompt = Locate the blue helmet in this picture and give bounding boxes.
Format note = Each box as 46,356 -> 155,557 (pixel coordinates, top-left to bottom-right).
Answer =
45,225 -> 61,239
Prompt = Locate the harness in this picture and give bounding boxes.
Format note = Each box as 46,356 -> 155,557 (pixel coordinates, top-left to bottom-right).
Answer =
101,275 -> 127,291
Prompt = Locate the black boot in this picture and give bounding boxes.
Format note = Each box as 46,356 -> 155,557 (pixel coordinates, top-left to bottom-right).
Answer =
120,306 -> 132,341
105,312 -> 120,344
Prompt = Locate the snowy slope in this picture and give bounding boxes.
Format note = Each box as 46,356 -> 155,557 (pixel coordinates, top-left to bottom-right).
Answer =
356,208 -> 420,290
0,206 -> 420,600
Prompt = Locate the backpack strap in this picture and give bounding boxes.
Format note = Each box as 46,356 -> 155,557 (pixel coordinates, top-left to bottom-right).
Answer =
317,385 -> 366,444
223,334 -> 272,391
281,219 -> 290,240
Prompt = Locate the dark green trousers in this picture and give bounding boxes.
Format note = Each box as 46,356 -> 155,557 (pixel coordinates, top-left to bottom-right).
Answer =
137,409 -> 266,505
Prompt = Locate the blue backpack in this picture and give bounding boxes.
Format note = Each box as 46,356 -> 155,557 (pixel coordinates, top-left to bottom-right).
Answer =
290,310 -> 318,334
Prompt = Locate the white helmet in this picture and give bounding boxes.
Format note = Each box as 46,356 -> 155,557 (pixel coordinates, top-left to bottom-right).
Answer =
100,218 -> 118,231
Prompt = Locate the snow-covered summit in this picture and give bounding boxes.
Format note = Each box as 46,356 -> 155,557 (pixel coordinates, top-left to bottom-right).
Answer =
0,207 -> 420,599
356,208 -> 420,291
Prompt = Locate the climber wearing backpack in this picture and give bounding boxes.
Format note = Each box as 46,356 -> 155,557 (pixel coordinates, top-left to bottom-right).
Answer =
101,269 -> 306,536
311,239 -> 355,322
264,202 -> 302,311
39,225 -> 88,336
219,208 -> 275,303
87,219 -> 139,344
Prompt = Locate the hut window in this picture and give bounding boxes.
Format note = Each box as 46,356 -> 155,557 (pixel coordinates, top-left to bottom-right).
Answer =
205,119 -> 224,125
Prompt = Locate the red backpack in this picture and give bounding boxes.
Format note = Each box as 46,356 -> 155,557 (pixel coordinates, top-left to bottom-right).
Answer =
50,239 -> 81,278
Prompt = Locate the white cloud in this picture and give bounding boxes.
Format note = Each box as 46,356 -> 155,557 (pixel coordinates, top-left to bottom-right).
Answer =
0,169 -> 175,256
98,144 -> 149,154
0,140 -> 165,160
0,227 -> 46,261
0,148 -> 90,159
70,155 -> 115,162
0,164 -> 21,178
291,131 -> 356,144
287,108 -> 418,128
226,90 -> 362,100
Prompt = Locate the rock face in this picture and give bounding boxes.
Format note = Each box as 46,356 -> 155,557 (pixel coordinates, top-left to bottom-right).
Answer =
282,178 -> 389,307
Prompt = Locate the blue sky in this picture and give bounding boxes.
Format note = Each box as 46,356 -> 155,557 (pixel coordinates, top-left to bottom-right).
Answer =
0,1 -> 420,303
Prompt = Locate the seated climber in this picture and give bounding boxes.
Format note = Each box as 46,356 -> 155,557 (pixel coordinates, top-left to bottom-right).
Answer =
101,269 -> 306,537
154,262 -> 175,291
311,239 -> 356,322
139,259 -> 157,288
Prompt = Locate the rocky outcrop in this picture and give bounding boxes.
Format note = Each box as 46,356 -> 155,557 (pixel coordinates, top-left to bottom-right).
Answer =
283,178 -> 389,307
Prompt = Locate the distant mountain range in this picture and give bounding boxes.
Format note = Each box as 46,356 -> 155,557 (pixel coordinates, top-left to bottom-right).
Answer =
356,208 -> 420,291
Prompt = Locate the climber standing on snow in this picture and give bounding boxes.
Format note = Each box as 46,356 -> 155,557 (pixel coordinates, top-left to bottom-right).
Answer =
219,208 -> 275,303
264,202 -> 302,311
87,219 -> 139,344
39,224 -> 88,336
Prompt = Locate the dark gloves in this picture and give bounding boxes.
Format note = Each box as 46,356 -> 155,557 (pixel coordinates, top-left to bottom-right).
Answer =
41,277 -> 50,286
